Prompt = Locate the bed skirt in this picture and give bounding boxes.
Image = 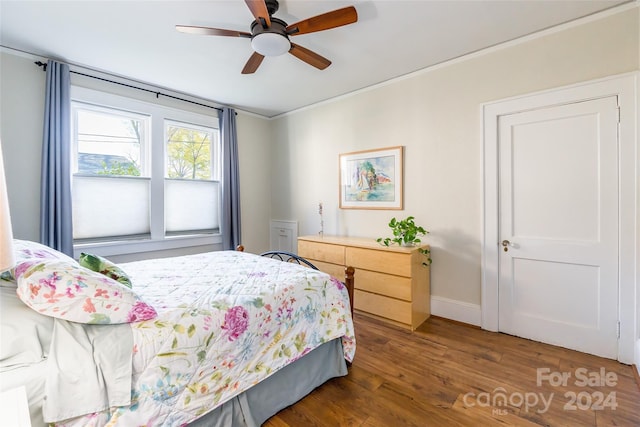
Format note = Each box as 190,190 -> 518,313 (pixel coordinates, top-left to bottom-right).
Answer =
189,338 -> 348,427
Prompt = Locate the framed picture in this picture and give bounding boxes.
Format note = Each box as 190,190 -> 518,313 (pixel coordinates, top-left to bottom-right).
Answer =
339,146 -> 403,209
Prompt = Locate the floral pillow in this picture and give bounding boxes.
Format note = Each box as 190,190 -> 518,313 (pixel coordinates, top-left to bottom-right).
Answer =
16,259 -> 157,324
15,239 -> 77,263
78,252 -> 132,288
1,239 -> 78,286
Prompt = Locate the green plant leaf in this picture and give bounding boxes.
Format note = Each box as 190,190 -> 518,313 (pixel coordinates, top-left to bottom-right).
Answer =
377,216 -> 431,261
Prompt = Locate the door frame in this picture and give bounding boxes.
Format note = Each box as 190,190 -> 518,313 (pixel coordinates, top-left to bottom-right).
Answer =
481,72 -> 637,363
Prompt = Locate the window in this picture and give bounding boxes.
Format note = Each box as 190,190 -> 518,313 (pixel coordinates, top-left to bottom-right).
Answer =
75,106 -> 147,177
164,120 -> 220,236
70,87 -> 221,253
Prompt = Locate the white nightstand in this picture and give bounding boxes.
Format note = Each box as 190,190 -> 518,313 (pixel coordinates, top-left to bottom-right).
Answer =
0,386 -> 32,427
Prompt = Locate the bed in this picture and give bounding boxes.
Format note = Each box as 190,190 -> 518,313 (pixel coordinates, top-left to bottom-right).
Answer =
0,240 -> 355,426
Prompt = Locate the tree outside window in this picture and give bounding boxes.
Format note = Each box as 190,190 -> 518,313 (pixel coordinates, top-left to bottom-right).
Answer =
166,123 -> 212,180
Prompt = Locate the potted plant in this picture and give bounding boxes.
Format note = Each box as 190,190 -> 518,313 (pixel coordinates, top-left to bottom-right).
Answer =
376,216 -> 432,265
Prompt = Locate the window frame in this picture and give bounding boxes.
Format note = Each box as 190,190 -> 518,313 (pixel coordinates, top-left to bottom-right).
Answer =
70,86 -> 222,258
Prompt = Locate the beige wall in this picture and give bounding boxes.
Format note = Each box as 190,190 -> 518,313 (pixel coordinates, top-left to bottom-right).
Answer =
0,51 -> 46,242
235,112 -> 272,254
271,8 -> 639,305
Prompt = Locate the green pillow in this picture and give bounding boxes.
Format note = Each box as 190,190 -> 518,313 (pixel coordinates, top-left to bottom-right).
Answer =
78,252 -> 132,288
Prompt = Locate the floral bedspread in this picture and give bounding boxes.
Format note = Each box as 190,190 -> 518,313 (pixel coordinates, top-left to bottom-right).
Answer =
56,250 -> 355,426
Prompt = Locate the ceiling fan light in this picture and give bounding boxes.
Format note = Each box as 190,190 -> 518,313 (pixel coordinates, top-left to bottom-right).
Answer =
251,33 -> 290,56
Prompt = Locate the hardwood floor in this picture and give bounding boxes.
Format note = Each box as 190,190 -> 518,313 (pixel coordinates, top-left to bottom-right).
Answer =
265,314 -> 640,427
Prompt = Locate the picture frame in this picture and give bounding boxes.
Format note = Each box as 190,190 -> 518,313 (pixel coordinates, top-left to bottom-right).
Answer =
339,146 -> 403,209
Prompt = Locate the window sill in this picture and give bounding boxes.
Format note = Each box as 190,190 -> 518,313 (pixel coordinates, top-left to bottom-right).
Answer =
73,234 -> 222,259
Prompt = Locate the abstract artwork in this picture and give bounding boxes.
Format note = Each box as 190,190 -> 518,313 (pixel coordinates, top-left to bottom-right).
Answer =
339,146 -> 403,209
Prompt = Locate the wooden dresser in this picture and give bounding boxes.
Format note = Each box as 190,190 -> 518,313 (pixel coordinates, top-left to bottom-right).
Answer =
298,235 -> 430,330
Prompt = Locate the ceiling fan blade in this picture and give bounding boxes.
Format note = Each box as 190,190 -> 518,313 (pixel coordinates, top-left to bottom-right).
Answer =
242,52 -> 265,74
176,25 -> 251,38
244,0 -> 271,28
288,43 -> 331,70
286,6 -> 357,36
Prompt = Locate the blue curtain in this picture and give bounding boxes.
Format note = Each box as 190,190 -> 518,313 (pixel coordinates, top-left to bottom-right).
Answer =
220,107 -> 242,250
40,60 -> 73,256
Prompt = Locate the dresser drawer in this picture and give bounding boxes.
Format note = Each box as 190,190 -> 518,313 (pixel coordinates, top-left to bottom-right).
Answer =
355,269 -> 411,301
309,259 -> 347,280
354,290 -> 412,324
346,247 -> 412,277
299,240 -> 345,264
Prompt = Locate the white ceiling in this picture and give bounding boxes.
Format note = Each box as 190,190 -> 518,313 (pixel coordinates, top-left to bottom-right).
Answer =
0,0 -> 631,117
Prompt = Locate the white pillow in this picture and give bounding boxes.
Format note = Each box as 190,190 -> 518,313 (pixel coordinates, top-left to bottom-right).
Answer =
0,286 -> 54,371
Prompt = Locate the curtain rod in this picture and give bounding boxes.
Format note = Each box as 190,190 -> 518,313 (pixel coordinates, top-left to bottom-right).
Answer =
35,60 -> 225,113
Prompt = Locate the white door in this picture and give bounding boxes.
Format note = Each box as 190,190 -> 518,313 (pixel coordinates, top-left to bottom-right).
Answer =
497,96 -> 619,359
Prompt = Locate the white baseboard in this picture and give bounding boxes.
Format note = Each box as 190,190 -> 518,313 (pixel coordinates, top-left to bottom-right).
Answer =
430,295 -> 482,327
635,339 -> 640,377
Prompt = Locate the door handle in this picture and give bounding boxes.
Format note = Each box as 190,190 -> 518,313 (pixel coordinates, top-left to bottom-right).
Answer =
501,240 -> 511,252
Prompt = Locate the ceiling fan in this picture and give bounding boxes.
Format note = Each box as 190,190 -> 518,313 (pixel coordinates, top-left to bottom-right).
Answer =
176,0 -> 358,74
